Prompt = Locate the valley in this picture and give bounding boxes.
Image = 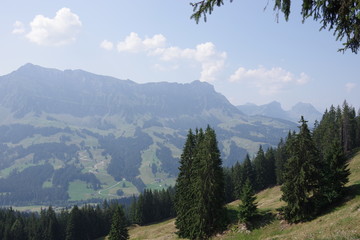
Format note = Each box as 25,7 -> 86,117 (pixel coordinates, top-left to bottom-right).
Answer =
0,64 -> 321,205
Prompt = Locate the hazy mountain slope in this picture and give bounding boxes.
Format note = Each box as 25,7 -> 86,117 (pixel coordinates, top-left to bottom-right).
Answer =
237,101 -> 322,125
0,64 -> 297,204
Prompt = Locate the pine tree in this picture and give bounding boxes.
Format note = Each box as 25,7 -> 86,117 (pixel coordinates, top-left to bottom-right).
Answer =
238,179 -> 257,224
317,138 -> 350,208
65,206 -> 83,240
108,206 -> 129,240
264,147 -> 277,187
275,138 -> 287,185
231,161 -> 243,201
193,126 -> 225,239
281,117 -> 322,222
253,146 -> 266,191
175,126 -> 225,240
175,129 -> 197,238
224,167 -> 235,203
241,154 -> 255,186
312,105 -> 351,208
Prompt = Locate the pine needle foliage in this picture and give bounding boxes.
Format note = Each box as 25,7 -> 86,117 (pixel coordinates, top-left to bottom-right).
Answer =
190,0 -> 360,53
238,178 -> 258,224
281,117 -> 322,222
108,206 -> 129,240
175,126 -> 225,240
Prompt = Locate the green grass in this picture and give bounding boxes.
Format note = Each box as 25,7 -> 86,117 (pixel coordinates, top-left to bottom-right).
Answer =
68,180 -> 97,201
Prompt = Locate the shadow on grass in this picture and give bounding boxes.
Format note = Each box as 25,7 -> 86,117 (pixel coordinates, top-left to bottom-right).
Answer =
347,183 -> 360,196
251,209 -> 276,230
314,183 -> 360,220
225,207 -> 276,230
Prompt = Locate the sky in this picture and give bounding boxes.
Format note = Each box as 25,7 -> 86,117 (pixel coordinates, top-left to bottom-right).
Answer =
0,0 -> 359,112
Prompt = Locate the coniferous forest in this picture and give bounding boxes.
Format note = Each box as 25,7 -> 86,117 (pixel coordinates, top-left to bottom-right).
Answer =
0,101 -> 359,239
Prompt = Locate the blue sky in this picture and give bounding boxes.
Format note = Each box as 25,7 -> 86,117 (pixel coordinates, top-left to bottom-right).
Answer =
0,0 -> 359,112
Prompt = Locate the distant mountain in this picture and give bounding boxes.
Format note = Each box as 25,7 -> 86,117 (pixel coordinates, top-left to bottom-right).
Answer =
288,102 -> 323,125
0,64 -> 297,205
237,101 -> 322,126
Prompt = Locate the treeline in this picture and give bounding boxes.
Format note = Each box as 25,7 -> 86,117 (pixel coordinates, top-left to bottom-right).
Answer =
0,204 -> 113,240
223,146 -> 277,203
225,101 -> 360,203
0,187 -> 175,240
128,187 -> 175,225
224,101 -> 359,224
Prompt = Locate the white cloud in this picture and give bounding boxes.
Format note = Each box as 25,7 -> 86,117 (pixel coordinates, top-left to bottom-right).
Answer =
100,40 -> 114,50
150,42 -> 227,82
12,21 -> 25,34
117,32 -> 166,53
26,8 -> 82,46
112,32 -> 226,82
229,66 -> 309,95
345,82 -> 356,92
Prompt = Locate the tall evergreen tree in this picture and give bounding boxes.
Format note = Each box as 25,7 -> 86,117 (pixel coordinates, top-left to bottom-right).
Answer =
175,129 -> 197,238
238,179 -> 257,224
264,147 -> 277,187
241,154 -> 255,187
281,117 -> 322,222
318,138 -> 350,207
224,167 -> 235,203
341,100 -> 355,152
231,161 -> 243,201
275,138 -> 288,185
65,206 -> 83,240
253,145 -> 267,191
175,126 -> 225,240
193,126 -> 225,239
108,206 -> 129,240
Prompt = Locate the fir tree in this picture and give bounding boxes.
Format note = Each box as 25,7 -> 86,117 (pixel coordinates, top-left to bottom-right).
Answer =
175,129 -> 197,238
193,126 -> 225,239
318,138 -> 350,208
253,146 -> 266,191
108,206 -> 129,240
275,138 -> 288,185
175,126 -> 225,240
238,178 -> 257,224
264,147 -> 277,187
241,154 -> 255,187
231,161 -> 243,201
281,117 -> 322,222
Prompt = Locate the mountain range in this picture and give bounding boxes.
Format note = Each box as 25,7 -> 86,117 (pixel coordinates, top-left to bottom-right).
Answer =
237,101 -> 322,126
0,63 -> 318,204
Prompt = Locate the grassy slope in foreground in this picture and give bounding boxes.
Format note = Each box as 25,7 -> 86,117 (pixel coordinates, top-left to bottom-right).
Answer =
125,150 -> 360,240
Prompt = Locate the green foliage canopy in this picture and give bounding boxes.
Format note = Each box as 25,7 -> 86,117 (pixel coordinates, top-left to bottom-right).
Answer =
190,0 -> 360,53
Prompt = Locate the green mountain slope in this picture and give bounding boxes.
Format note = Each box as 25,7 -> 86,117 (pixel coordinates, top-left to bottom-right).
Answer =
127,150 -> 360,240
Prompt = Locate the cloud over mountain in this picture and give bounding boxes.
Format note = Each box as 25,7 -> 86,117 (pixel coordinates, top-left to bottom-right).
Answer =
229,66 -> 309,95
25,8 -> 82,46
103,32 -> 226,82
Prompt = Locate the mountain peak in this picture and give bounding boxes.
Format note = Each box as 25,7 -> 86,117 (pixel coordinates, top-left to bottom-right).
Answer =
237,101 -> 322,125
